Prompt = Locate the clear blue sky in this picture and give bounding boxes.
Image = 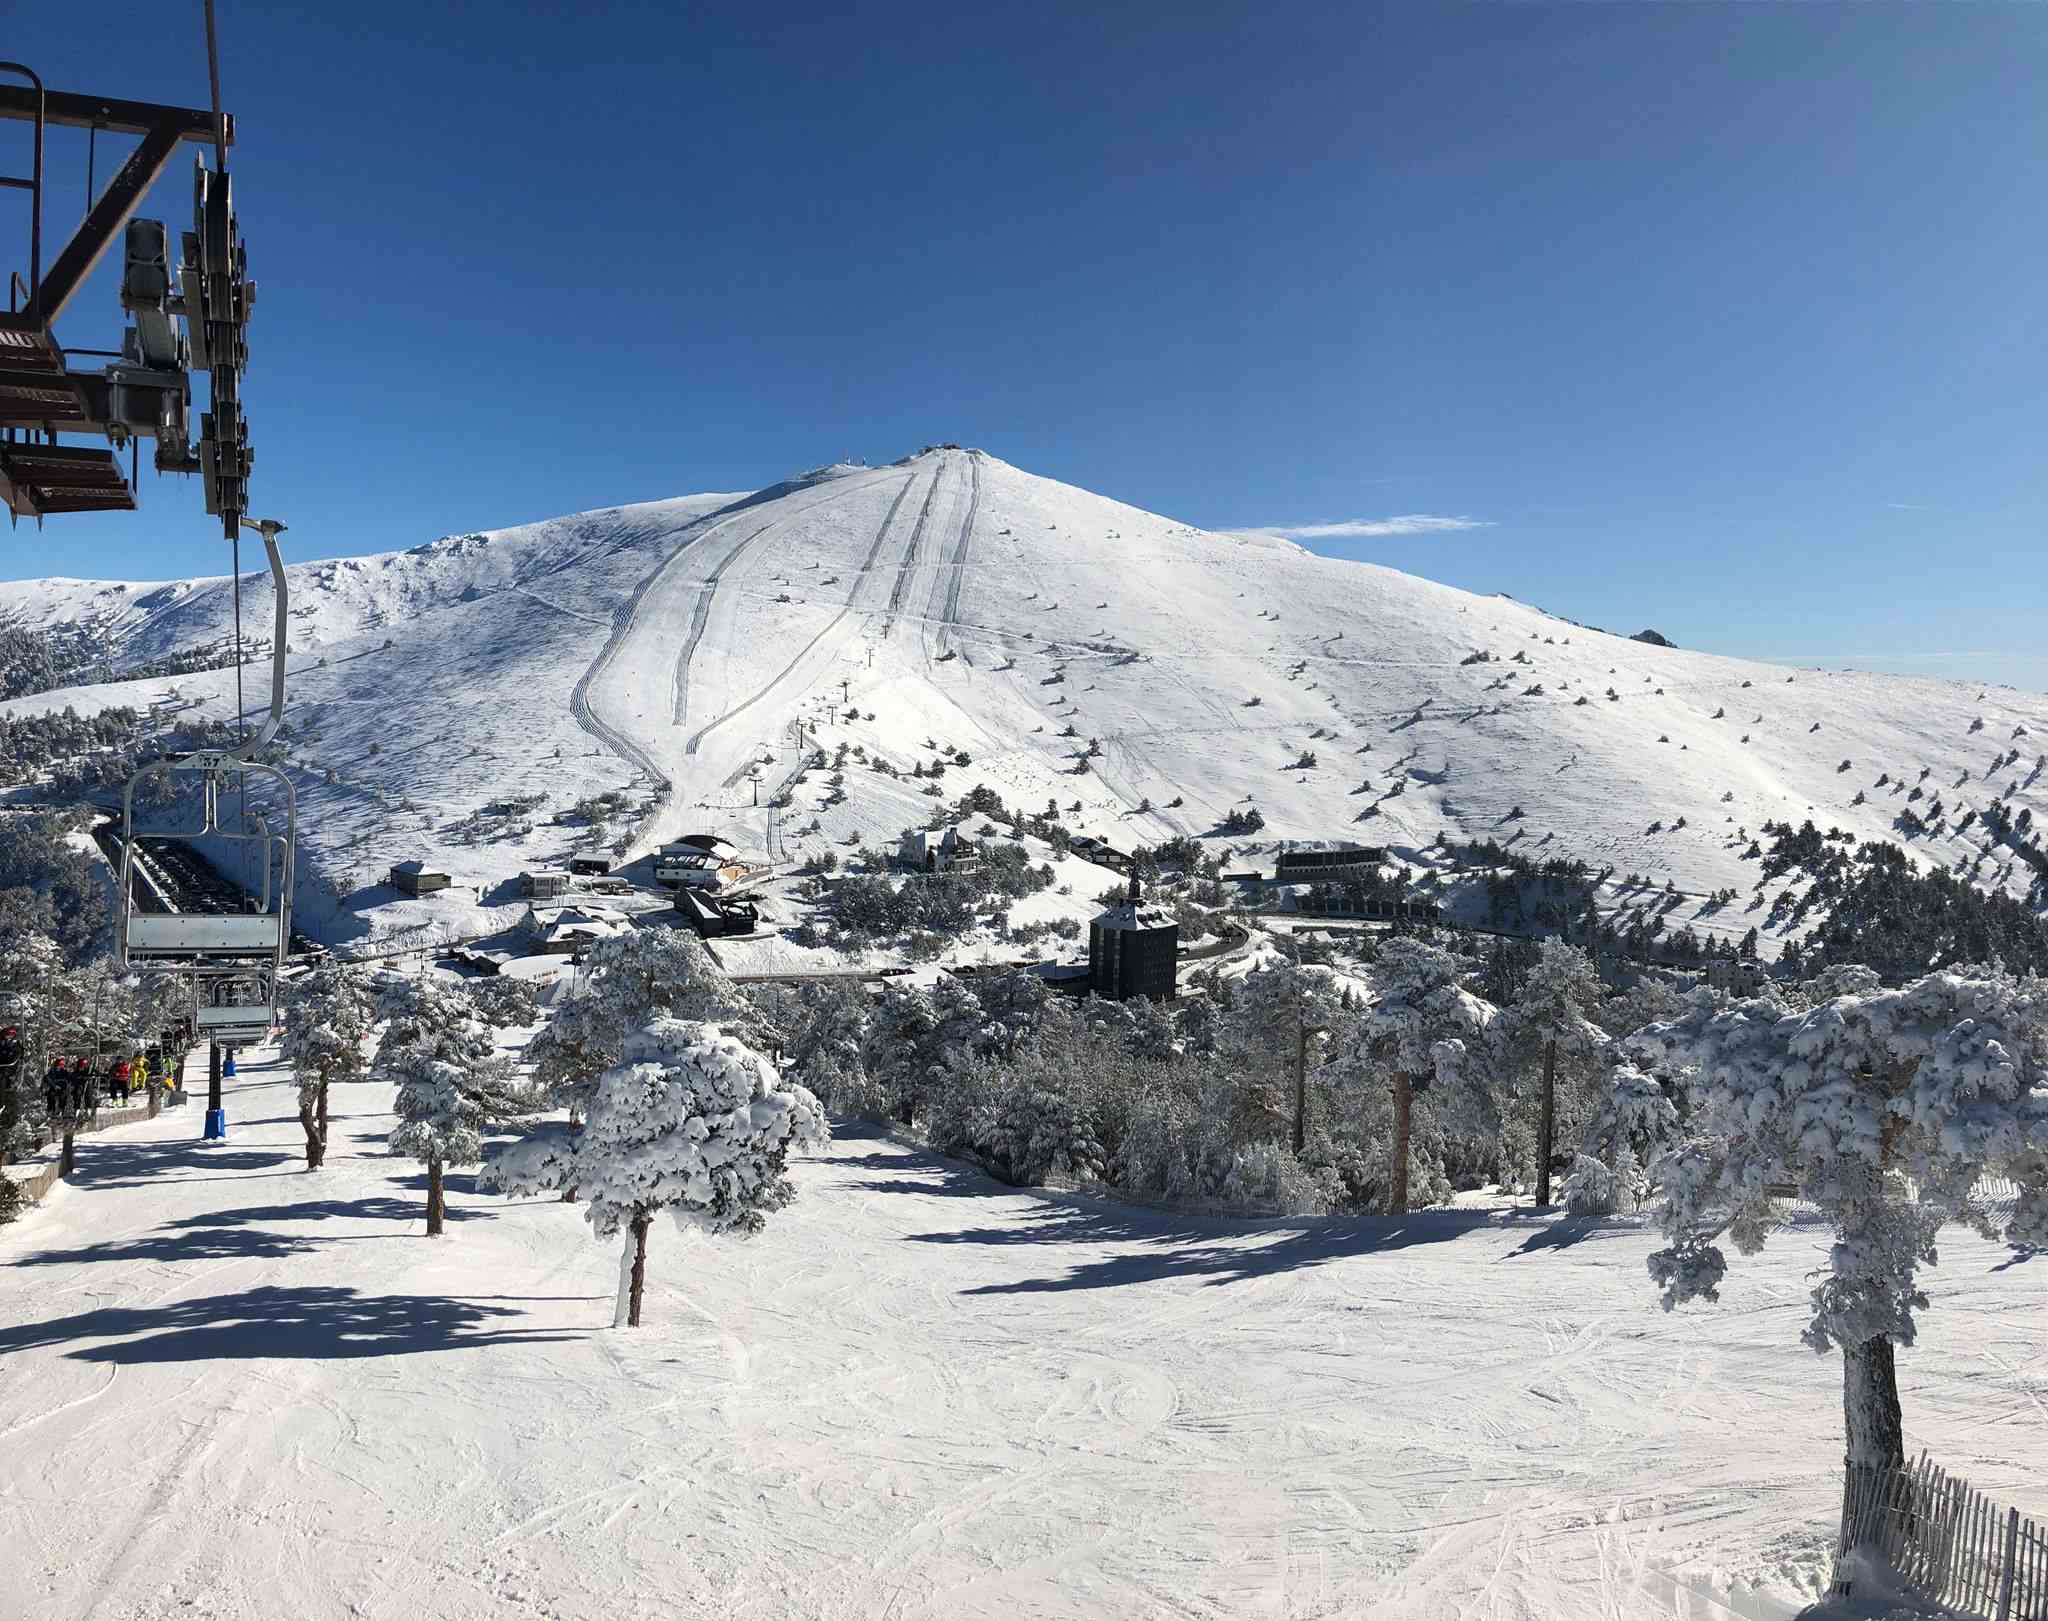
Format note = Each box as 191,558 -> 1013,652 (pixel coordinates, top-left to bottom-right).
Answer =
9,1 -> 2046,691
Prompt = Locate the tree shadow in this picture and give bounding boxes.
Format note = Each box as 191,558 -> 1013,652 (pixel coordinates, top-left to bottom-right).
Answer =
9,1194 -> 487,1269
0,1285 -> 579,1363
917,1203 -> 1507,1294
1503,1216 -> 1625,1257
63,1139 -> 295,1192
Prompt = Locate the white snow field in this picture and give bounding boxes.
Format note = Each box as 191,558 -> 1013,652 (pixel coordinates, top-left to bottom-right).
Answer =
2,1052 -> 2040,1621
3,447 -> 2045,955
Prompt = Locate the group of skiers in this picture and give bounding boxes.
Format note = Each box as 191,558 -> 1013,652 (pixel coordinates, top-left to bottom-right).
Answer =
39,1046 -> 170,1123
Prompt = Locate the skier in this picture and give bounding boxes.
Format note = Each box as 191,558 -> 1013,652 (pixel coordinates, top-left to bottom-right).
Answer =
65,1059 -> 88,1120
44,1057 -> 67,1119
110,1056 -> 131,1104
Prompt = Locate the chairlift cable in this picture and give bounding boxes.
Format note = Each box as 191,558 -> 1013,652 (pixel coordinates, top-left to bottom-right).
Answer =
203,0 -> 226,172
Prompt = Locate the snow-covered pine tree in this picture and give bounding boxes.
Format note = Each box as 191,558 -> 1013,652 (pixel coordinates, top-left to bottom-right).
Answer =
0,929 -> 68,1172
1338,937 -> 1497,1212
1503,940 -> 1607,1204
373,974 -> 536,1235
1628,968 -> 2048,1549
1561,1057 -> 1679,1215
527,929 -> 774,1119
860,976 -> 991,1128
279,964 -> 375,1169
387,1050 -> 481,1236
1216,961 -> 1355,1151
484,1017 -> 827,1326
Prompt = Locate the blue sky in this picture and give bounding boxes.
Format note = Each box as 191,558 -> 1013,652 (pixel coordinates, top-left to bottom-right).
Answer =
8,2 -> 2045,691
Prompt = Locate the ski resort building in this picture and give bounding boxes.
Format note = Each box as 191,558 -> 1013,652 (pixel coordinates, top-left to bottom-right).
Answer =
1088,872 -> 1179,1001
521,870 -> 571,902
674,886 -> 760,939
653,848 -> 747,890
388,860 -> 451,896
899,825 -> 972,872
1272,846 -> 1387,885
522,903 -> 630,955
1706,958 -> 1768,996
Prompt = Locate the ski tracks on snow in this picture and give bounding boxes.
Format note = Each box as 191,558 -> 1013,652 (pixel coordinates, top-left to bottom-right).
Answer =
880,460 -> 946,639
685,469 -> 922,762
924,448 -> 982,661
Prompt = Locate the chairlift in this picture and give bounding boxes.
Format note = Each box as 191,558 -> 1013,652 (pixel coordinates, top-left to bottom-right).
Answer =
117,518 -> 295,1025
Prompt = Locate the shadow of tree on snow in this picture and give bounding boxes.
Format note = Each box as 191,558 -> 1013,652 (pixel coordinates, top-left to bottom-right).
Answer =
9,1194 -> 490,1269
914,1203 -> 1510,1295
0,1285 -> 580,1363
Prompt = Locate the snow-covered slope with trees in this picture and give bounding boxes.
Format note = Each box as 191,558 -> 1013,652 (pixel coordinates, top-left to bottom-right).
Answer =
3,447 -> 2044,952
2,1053 -> 2040,1621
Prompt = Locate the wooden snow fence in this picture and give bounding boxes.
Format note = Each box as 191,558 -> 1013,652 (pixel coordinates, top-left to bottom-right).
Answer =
1836,1450 -> 2047,1619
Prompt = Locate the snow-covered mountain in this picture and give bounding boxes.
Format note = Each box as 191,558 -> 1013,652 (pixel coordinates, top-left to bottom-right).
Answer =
4,447 -> 2045,953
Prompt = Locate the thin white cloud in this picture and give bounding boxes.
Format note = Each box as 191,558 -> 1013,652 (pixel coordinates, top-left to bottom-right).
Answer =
1253,514 -> 1492,540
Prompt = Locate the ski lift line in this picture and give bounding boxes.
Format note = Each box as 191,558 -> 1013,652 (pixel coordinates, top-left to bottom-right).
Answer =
202,0 -> 227,171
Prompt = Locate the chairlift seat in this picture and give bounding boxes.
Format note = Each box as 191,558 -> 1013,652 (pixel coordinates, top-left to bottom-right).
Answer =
127,913 -> 283,961
194,1005 -> 271,1042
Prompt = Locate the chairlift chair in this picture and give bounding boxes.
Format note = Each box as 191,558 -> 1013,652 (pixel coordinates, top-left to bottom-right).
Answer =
117,519 -> 295,1023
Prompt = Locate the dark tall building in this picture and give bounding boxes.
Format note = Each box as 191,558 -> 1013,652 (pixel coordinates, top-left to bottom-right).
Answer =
1088,869 -> 1179,1001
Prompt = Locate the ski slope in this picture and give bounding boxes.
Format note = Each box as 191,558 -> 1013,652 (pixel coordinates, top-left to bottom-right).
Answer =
0,1052 -> 2040,1621
2,447 -> 2045,954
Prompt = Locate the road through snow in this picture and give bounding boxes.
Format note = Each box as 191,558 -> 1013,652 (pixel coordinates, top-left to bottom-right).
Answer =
3,1058 -> 2038,1621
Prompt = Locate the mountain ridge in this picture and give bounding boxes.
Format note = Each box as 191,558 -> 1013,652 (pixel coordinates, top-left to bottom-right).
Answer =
1,446 -> 2043,957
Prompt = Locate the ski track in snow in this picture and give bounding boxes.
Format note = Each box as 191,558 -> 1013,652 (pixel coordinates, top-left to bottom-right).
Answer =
687,471 -> 924,764
0,1051 -> 2040,1621
925,448 -> 982,660
881,460 -> 947,638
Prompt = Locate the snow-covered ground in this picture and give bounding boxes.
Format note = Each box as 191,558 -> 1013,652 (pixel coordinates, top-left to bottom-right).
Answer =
3,447 -> 2044,957
1,1049 -> 2039,1621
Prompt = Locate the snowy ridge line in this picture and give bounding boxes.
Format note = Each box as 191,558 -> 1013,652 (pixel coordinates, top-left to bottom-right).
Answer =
880,458 -> 946,637
669,471 -> 900,729
928,447 -> 982,658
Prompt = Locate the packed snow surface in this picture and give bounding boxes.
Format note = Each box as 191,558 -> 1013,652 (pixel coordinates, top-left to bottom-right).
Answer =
1,1049 -> 2039,1620
3,448 -> 2044,953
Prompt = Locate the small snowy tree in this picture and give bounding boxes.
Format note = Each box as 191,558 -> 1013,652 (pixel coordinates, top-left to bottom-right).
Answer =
1628,968 -> 2048,1545
0,930 -> 69,1169
279,964 -> 375,1168
484,1018 -> 827,1326
1339,938 -> 1498,1211
1216,961 -> 1355,1150
1504,940 -> 1607,1204
388,1051 -> 482,1236
374,974 -> 535,1235
1562,1058 -> 1679,1215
